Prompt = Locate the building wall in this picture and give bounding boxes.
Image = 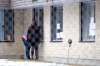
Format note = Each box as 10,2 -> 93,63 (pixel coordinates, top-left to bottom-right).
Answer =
11,0 -> 46,9
0,9 -> 24,59
16,1 -> 98,64
11,0 -> 100,62
0,0 -> 100,65
0,0 -> 10,8
11,0 -> 32,9
23,8 -> 32,33
41,3 -> 96,63
0,8 -> 33,59
96,0 -> 100,59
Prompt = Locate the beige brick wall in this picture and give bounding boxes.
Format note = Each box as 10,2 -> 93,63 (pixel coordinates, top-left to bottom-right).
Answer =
95,0 -> 100,59
42,6 -> 67,58
23,8 -> 32,33
0,9 -> 33,58
0,0 -> 99,62
11,0 -> 32,8
64,3 -> 96,59
42,2 -> 96,60
0,0 -> 10,8
11,0 -> 46,9
0,9 -> 24,58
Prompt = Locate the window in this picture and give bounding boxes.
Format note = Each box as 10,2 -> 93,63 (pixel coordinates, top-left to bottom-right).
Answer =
0,9 -> 14,42
51,5 -> 63,42
32,0 -> 37,2
33,7 -> 44,42
81,1 -> 95,42
32,0 -> 43,2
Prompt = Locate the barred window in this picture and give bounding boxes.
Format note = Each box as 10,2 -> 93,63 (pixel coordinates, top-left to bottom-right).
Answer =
51,5 -> 63,42
81,1 -> 95,42
0,9 -> 14,42
33,7 -> 44,42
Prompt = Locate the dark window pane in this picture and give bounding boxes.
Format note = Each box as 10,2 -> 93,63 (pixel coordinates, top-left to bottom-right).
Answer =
0,10 -> 4,41
0,9 -> 14,42
33,7 -> 44,42
4,9 -> 14,41
51,5 -> 63,42
81,1 -> 95,42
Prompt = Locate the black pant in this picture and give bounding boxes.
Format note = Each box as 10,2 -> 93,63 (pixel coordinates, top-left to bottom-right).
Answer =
31,45 -> 39,60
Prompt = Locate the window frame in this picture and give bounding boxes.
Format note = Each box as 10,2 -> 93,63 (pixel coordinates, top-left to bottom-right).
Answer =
32,7 -> 44,42
80,1 -> 95,42
50,5 -> 63,42
0,9 -> 14,42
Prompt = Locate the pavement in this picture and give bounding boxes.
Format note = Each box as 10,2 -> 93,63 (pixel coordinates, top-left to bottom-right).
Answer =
0,59 -> 65,66
0,59 -> 92,66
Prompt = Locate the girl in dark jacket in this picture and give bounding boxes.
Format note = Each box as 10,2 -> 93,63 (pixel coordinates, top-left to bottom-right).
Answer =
27,23 -> 41,60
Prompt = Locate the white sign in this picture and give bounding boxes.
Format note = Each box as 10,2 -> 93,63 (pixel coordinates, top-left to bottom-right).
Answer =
89,17 -> 95,36
57,23 -> 61,30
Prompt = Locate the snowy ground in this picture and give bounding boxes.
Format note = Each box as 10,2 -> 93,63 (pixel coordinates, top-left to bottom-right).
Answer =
0,59 -> 67,66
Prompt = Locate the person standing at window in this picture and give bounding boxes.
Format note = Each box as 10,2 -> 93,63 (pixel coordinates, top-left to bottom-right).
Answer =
27,22 -> 41,60
22,32 -> 31,60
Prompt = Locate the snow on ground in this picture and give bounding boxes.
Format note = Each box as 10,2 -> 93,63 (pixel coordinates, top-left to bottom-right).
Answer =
0,59 -> 67,66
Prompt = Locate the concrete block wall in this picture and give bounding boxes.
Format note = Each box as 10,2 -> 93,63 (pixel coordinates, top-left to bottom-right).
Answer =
12,1 -> 99,65
0,0 -> 100,65
95,0 -> 100,59
41,2 -> 96,60
11,0 -> 46,9
23,8 -> 32,33
0,9 -> 24,59
36,2 -> 97,65
11,0 -> 32,8
42,5 -> 67,58
0,0 -> 10,8
0,9 -> 33,59
14,9 -> 25,56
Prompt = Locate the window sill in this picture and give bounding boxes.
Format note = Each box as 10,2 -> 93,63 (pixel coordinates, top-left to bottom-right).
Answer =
50,40 -> 63,42
0,40 -> 15,42
79,41 -> 95,43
